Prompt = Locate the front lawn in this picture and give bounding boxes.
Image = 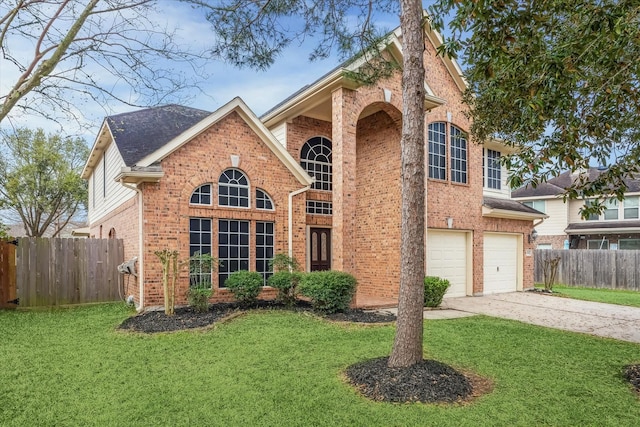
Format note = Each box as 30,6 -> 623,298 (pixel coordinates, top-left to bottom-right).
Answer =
549,284 -> 640,308
1,304 -> 639,426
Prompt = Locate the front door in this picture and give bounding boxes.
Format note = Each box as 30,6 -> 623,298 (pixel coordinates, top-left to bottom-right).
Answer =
310,228 -> 331,271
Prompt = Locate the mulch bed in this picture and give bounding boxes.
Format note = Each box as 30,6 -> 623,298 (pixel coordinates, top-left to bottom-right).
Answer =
345,357 -> 476,404
624,364 -> 640,393
118,300 -> 396,333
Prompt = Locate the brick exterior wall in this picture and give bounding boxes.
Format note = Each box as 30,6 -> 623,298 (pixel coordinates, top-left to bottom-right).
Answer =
103,111 -> 307,307
89,195 -> 139,301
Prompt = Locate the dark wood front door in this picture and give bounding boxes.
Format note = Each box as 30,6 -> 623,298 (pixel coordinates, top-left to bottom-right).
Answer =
310,228 -> 331,271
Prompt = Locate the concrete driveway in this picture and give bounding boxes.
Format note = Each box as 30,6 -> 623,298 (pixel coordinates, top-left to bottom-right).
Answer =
439,292 -> 640,344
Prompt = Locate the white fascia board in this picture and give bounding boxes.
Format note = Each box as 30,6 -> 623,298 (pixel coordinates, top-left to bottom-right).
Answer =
565,226 -> 640,235
511,194 -> 563,201
137,97 -> 314,187
81,120 -> 111,180
482,206 -> 549,221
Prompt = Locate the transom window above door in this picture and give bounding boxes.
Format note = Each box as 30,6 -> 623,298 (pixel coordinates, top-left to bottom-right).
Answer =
218,169 -> 249,208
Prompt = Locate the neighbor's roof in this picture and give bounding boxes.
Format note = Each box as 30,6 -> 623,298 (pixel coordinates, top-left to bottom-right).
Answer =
565,220 -> 640,234
511,168 -> 640,199
107,104 -> 212,167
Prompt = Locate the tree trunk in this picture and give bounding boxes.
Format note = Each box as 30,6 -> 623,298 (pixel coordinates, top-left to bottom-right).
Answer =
388,0 -> 426,368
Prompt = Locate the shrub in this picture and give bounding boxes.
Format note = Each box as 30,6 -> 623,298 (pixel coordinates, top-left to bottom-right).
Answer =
299,271 -> 356,313
186,287 -> 212,313
423,276 -> 451,308
269,253 -> 300,272
268,271 -> 303,307
225,270 -> 263,306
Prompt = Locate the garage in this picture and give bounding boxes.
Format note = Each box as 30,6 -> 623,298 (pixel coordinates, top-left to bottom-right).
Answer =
483,233 -> 520,294
427,230 -> 470,298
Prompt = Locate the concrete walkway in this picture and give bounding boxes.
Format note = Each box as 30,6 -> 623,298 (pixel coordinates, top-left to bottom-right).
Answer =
381,292 -> 640,344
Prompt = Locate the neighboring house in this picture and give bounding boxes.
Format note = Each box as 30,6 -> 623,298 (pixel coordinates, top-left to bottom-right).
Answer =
5,220 -> 88,238
512,168 -> 640,250
81,23 -> 545,310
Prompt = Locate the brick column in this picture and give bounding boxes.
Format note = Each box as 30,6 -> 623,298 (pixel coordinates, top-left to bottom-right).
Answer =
331,87 -> 358,273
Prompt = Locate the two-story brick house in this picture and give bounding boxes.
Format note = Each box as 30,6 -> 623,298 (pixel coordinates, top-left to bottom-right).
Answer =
81,23 -> 545,310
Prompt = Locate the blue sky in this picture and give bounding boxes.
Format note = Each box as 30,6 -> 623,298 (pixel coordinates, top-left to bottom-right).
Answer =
1,1 -> 412,142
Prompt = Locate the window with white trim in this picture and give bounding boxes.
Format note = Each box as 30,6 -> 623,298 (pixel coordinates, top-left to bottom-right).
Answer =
620,239 -> 640,250
585,200 -> 599,221
218,219 -> 250,287
485,149 -> 501,189
450,125 -> 468,183
256,221 -> 274,285
190,184 -> 212,205
189,218 -> 212,288
523,200 -> 546,213
604,199 -> 619,220
624,197 -> 639,219
218,169 -> 249,208
428,122 -> 446,180
587,239 -> 609,249
301,137 -> 332,191
306,200 -> 332,215
256,188 -> 274,210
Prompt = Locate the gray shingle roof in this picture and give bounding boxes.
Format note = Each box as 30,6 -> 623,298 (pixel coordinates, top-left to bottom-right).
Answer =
483,196 -> 545,215
107,104 -> 211,166
511,168 -> 640,198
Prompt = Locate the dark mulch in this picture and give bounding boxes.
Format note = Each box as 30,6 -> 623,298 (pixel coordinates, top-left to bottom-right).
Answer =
624,364 -> 640,393
345,357 -> 475,404
118,300 -> 396,333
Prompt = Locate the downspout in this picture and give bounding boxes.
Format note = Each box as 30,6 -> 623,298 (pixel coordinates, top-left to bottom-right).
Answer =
120,180 -> 145,311
288,185 -> 311,261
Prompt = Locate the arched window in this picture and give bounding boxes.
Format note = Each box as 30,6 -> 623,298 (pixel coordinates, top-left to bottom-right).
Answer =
108,228 -> 116,239
300,137 -> 332,191
450,125 -> 467,184
256,188 -> 274,210
190,183 -> 212,205
218,169 -> 249,208
427,122 -> 468,184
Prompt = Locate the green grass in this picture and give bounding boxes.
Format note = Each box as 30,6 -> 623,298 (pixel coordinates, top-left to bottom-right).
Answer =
1,304 -> 640,426
548,284 -> 640,308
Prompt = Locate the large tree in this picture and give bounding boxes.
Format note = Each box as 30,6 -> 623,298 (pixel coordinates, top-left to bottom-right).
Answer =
195,0 -> 427,367
430,0 -> 640,215
0,0 -> 212,128
0,128 -> 88,237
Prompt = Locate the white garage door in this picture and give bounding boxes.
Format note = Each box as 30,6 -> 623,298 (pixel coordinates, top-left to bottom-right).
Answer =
484,233 -> 519,294
427,230 -> 468,298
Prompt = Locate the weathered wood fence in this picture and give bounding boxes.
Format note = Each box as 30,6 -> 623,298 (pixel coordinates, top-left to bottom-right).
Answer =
0,238 -> 124,307
0,240 -> 18,308
534,249 -> 640,290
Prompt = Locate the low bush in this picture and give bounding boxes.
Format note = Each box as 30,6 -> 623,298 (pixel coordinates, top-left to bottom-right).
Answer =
299,271 -> 356,313
424,276 -> 450,308
186,287 -> 212,313
267,271 -> 303,307
225,270 -> 263,306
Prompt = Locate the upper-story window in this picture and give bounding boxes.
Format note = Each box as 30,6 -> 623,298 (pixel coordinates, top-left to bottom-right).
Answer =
485,149 -> 501,190
218,169 -> 249,208
624,197 -> 639,219
256,188 -> 274,210
190,184 -> 212,205
523,200 -> 546,213
301,137 -> 332,191
428,123 -> 447,180
450,125 -> 468,184
428,122 -> 468,183
604,199 -> 619,220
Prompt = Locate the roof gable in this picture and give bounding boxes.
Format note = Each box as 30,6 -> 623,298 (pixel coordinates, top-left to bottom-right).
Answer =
136,97 -> 313,186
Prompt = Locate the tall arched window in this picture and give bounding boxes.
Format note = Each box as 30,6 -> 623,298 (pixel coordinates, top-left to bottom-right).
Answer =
218,169 -> 249,208
301,137 -> 332,191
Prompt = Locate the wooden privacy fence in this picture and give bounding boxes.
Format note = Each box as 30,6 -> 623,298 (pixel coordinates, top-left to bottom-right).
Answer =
0,240 -> 18,308
534,249 -> 640,290
11,238 -> 124,307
